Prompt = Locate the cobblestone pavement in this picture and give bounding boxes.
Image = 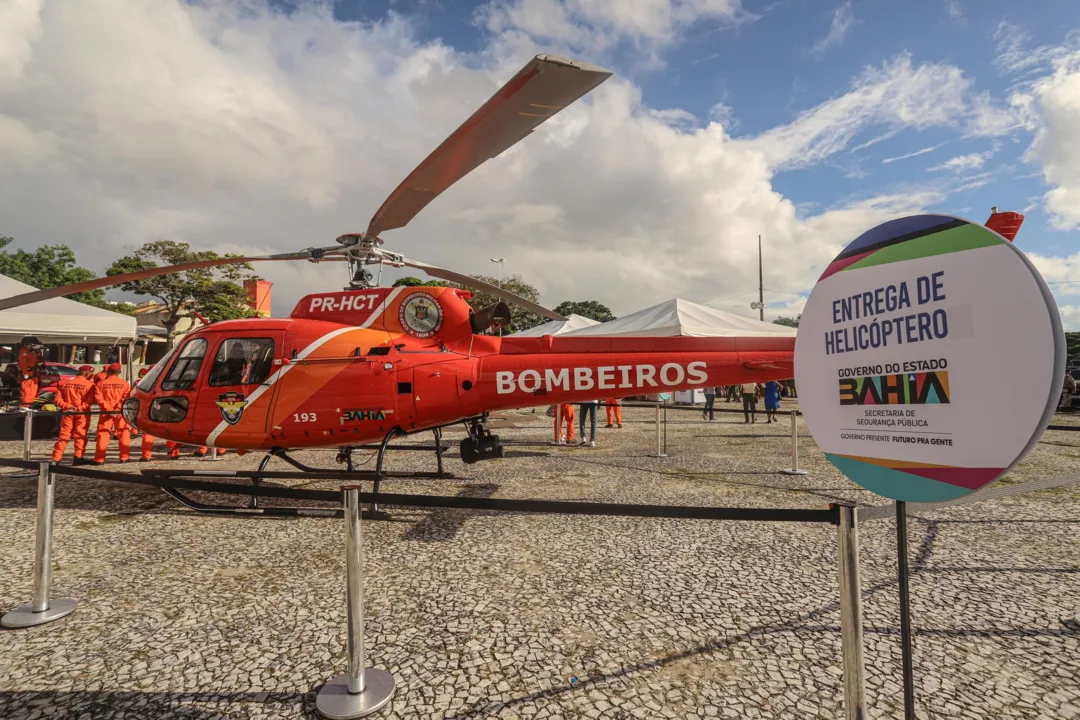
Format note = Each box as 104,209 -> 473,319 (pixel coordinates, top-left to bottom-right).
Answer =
1,405 -> 1078,719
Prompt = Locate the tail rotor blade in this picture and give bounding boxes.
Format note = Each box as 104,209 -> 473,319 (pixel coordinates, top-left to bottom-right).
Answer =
401,258 -> 565,321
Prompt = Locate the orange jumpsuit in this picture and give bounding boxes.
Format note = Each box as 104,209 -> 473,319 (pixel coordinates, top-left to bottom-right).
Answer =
605,399 -> 623,428
554,403 -> 575,444
17,347 -> 41,407
141,431 -> 155,460
51,375 -> 96,462
93,374 -> 132,463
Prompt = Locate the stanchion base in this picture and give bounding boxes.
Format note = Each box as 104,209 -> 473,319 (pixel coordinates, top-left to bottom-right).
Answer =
647,452 -> 668,458
781,468 -> 809,476
1,598 -> 78,628
316,670 -> 396,719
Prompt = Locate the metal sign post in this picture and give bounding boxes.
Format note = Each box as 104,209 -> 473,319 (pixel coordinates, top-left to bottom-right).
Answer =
316,487 -> 395,719
2,462 -> 78,628
836,504 -> 867,720
781,410 -> 808,476
896,501 -> 916,719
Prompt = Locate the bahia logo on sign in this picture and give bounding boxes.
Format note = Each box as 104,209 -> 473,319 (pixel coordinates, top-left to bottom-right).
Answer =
796,215 -> 1065,503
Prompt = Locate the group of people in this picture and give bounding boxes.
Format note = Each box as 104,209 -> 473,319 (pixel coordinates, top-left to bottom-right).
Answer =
703,380 -> 789,424
45,364 -> 224,465
551,398 -> 622,447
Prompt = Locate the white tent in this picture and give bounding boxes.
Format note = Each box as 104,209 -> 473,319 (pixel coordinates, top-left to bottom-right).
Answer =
0,274 -> 138,345
560,298 -> 797,338
510,313 -> 600,337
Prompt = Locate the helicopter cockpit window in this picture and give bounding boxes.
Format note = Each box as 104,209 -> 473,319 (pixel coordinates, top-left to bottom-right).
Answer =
209,338 -> 275,387
160,338 -> 208,391
136,345 -> 179,392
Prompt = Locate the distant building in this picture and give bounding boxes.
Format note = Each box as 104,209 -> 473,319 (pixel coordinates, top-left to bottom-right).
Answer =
245,279 -> 273,318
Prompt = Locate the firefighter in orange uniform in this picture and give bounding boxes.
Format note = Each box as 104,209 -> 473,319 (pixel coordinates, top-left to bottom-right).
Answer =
93,363 -> 132,464
51,365 -> 97,465
137,368 -> 156,461
17,336 -> 43,408
553,403 -> 575,445
605,399 -> 623,428
166,441 -> 181,459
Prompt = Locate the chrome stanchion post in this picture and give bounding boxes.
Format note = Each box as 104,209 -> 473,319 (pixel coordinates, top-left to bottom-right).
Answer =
647,402 -> 667,458
23,408 -> 34,462
781,410 -> 808,475
2,462 -> 78,628
837,504 -> 867,720
316,487 -> 395,719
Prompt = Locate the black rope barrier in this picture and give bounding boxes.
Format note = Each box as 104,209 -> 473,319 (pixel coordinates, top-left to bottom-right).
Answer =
620,402 -> 803,416
0,458 -> 839,525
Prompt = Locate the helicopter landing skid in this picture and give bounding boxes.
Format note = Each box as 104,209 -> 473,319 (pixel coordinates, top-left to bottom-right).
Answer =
159,421 -> 470,520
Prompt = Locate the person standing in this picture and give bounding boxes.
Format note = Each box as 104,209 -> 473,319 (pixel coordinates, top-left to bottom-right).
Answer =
93,363 -> 132,464
741,381 -> 760,424
136,368 -> 157,461
764,380 -> 780,423
16,336 -> 43,409
605,398 -> 623,428
578,399 -> 598,447
1062,372 -> 1076,412
553,403 -> 575,445
51,365 -> 97,465
702,386 -> 716,422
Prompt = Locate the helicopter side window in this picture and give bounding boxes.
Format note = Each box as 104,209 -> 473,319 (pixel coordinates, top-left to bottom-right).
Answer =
160,339 -> 208,391
209,338 -> 275,387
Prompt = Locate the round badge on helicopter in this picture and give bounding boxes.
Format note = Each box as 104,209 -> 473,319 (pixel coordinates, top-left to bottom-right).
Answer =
399,292 -> 444,338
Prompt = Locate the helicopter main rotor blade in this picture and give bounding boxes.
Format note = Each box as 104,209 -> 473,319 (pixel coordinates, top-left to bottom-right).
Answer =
0,247 -> 347,312
366,55 -> 612,239
400,257 -> 566,321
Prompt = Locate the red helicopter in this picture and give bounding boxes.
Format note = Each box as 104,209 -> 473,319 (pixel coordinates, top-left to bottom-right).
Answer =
0,54 -> 1023,515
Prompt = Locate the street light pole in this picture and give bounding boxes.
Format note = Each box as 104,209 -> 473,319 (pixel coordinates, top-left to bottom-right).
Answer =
490,258 -> 505,336
758,234 -> 764,322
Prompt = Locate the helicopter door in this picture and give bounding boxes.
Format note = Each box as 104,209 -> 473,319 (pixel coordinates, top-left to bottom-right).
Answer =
151,337 -> 210,438
197,335 -> 284,440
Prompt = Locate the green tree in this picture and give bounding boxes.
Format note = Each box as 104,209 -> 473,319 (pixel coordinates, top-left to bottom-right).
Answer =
0,236 -> 111,308
106,240 -> 258,345
553,300 -> 616,323
1066,332 -> 1080,366
392,276 -> 449,288
456,274 -> 546,334
773,315 -> 801,328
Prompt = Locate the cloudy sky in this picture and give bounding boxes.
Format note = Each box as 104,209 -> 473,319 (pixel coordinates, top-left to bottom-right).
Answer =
2,0 -> 1080,325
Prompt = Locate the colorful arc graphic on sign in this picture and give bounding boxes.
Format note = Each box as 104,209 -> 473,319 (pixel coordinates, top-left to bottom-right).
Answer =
796,215 -> 1065,503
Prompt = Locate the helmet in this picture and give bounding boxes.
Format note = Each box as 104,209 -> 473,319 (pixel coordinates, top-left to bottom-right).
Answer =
107,362 -> 122,372
138,367 -> 149,377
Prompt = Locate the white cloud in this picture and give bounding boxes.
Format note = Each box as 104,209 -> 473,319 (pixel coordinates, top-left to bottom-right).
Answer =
881,143 -> 945,164
811,0 -> 855,57
0,0 -> 994,322
945,0 -> 964,24
1024,48 -> 1080,230
478,0 -> 748,58
929,151 -> 993,172
741,54 -> 969,170
993,20 -> 1075,78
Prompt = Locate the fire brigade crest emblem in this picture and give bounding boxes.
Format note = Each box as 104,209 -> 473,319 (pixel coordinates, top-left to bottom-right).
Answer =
399,292 -> 443,339
216,391 -> 248,425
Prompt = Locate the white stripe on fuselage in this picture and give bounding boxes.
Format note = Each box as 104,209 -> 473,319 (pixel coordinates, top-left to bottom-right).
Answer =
204,287 -> 404,447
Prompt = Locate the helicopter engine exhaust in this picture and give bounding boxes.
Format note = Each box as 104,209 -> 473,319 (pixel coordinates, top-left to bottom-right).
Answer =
470,302 -> 512,334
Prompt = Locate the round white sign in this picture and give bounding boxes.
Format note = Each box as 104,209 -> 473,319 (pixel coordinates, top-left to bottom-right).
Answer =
795,214 -> 1064,502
